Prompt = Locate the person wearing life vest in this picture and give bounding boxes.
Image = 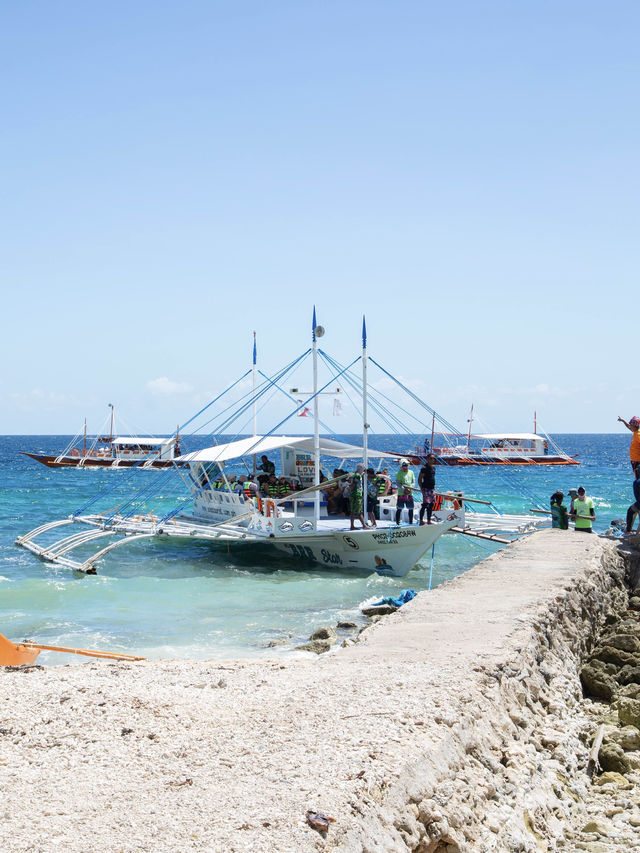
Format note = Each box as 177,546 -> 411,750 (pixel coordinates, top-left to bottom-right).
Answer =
618,415 -> 640,474
349,472 -> 368,530
550,490 -> 569,530
380,468 -> 393,495
395,460 -> 415,525
242,476 -> 258,499
263,474 -> 279,498
570,486 -> 595,533
277,478 -> 292,498
365,467 -> 378,527
235,475 -> 253,500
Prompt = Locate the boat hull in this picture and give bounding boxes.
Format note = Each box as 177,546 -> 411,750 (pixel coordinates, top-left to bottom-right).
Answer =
266,519 -> 458,577
20,453 -> 179,469
406,454 -> 578,467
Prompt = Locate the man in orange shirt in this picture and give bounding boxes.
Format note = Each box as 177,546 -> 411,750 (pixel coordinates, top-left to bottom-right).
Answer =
618,415 -> 640,474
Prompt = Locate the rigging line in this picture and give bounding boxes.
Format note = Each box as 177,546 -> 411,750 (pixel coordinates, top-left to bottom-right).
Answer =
368,357 -> 464,436
318,351 -> 404,435
73,456 -> 175,518
204,353 -> 311,442
102,468 -> 182,522
368,356 -> 546,508
60,426 -> 85,458
177,368 -> 253,434
192,350 -> 312,438
256,369 -> 334,436
321,349 -> 433,434
249,356 -> 361,451
116,355 -> 315,521
318,353 -> 469,471
72,367 -> 257,517
133,478 -> 196,525
319,351 -> 430,436
107,352 -> 316,523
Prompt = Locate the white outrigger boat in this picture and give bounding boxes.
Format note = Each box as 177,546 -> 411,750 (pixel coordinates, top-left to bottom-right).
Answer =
16,313 -> 548,578
17,435 -> 463,577
16,316 -> 466,578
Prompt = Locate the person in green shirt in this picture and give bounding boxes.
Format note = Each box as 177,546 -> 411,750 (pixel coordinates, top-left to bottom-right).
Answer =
550,491 -> 569,530
570,486 -> 595,533
395,460 -> 415,525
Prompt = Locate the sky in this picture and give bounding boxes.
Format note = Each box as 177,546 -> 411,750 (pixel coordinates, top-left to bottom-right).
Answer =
1,0 -> 637,435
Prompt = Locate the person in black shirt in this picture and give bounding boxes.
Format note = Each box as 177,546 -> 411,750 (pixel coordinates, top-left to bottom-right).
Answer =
257,454 -> 276,486
418,454 -> 437,525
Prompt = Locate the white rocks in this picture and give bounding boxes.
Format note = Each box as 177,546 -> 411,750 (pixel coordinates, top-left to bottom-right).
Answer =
0,532 -> 633,852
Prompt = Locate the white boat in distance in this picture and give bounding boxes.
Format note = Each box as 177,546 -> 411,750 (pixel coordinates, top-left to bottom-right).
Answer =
22,436 -> 181,469
16,316 -> 464,578
413,433 -> 578,467
21,406 -> 181,469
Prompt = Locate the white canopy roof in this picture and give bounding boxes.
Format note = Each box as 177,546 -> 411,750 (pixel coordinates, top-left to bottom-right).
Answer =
175,435 -> 398,464
473,433 -> 542,442
113,436 -> 174,446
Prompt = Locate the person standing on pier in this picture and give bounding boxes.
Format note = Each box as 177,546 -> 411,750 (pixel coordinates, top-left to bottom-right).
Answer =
626,470 -> 640,534
550,491 -> 569,530
618,415 -> 640,473
570,486 -> 595,533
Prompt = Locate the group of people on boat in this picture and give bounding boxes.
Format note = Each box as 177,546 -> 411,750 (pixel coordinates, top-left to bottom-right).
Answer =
204,470 -> 303,500
198,451 -> 443,530
323,455 -> 439,530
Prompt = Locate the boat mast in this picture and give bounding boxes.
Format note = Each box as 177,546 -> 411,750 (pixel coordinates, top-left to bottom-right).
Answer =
83,418 -> 87,457
312,308 -> 322,524
534,410 -> 537,434
466,403 -> 474,453
108,403 -> 114,442
362,316 -> 369,497
252,331 -> 257,476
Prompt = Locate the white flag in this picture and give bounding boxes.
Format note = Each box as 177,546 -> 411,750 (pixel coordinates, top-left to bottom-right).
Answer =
333,398 -> 342,416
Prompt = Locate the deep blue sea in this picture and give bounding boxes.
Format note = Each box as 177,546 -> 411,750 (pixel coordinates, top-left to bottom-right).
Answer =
0,433 -> 634,664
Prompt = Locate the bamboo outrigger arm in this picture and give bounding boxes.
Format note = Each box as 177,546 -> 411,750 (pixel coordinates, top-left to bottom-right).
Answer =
0,632 -> 145,667
78,532 -> 159,574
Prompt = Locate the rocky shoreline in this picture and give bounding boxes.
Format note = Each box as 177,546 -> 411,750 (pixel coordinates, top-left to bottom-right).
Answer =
1,531 -> 639,852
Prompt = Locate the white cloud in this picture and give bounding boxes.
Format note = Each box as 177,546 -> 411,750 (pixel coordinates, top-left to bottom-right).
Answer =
9,388 -> 80,411
146,377 -> 193,396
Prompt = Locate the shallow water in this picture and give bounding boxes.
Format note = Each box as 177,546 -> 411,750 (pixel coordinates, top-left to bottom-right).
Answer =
0,433 -> 633,663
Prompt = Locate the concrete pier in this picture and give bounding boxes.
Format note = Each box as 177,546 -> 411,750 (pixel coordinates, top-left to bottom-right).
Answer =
0,530 -> 631,852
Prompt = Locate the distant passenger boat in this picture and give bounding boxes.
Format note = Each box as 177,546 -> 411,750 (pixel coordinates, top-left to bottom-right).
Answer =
408,432 -> 578,467
21,406 -> 181,469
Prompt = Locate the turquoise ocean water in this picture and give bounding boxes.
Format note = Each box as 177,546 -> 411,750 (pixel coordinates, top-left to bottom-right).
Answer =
0,433 -> 634,664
